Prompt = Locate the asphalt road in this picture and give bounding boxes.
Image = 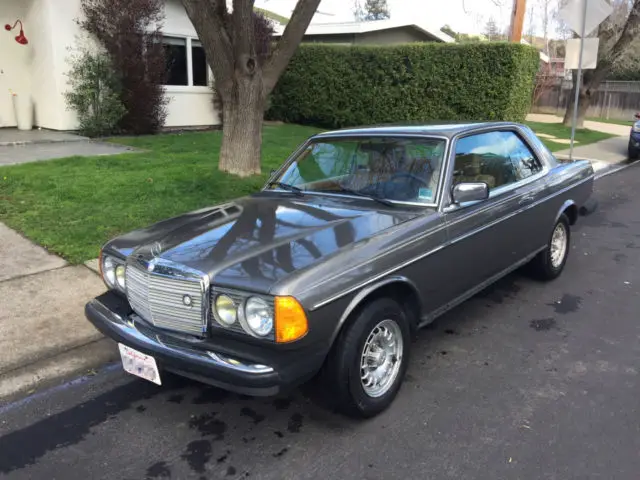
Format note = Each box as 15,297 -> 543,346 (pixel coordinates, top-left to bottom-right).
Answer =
2,164 -> 640,480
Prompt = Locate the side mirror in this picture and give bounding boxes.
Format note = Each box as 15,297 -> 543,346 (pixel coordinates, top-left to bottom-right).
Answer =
451,182 -> 489,204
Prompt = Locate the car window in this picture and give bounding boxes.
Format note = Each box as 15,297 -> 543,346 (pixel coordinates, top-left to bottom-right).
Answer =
453,131 -> 542,190
271,136 -> 447,204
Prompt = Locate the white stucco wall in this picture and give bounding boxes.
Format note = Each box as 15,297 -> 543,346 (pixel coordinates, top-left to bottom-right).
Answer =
46,0 -> 85,130
25,0 -> 63,129
0,1 -> 31,127
3,0 -> 218,131
162,0 -> 219,127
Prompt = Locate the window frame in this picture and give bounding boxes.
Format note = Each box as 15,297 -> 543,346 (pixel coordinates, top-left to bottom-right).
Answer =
440,125 -> 550,211
264,133 -> 452,208
162,35 -> 213,92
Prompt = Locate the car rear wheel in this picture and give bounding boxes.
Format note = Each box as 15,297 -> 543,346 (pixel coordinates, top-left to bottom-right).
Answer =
325,297 -> 411,418
529,213 -> 571,281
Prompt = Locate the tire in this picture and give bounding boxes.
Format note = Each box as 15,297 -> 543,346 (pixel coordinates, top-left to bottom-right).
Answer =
529,213 -> 571,281
324,297 -> 411,418
629,145 -> 639,160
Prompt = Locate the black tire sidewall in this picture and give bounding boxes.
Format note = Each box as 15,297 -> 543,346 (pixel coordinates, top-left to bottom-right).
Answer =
332,298 -> 411,418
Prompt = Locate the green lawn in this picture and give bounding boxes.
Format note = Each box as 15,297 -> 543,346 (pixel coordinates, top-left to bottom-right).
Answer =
0,125 -> 321,263
524,121 -> 615,152
587,117 -> 635,127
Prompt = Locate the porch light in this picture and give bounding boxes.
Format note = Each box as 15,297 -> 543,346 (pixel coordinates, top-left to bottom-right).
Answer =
5,20 -> 28,45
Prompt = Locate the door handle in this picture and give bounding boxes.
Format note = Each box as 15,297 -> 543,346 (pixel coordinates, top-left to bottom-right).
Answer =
519,194 -> 535,205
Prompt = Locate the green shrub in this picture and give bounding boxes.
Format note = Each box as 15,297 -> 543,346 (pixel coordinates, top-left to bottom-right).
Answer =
64,50 -> 126,137
267,42 -> 540,128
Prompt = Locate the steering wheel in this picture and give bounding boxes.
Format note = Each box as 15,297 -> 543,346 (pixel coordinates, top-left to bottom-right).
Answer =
383,173 -> 429,201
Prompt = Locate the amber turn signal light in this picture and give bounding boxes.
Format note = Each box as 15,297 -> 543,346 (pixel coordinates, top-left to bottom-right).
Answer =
274,296 -> 308,343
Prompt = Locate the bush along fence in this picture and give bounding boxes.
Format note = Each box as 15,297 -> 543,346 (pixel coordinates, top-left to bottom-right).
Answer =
266,42 -> 540,129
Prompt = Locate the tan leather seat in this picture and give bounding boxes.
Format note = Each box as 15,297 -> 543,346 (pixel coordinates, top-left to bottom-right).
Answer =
455,154 -> 496,188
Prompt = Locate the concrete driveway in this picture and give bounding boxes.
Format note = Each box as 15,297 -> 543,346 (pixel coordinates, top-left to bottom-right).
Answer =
0,128 -> 136,166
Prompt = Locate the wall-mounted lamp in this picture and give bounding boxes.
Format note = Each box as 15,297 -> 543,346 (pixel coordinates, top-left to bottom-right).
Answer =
5,20 -> 28,45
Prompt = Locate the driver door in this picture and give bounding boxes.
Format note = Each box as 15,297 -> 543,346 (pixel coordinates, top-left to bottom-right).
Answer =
438,131 -> 527,302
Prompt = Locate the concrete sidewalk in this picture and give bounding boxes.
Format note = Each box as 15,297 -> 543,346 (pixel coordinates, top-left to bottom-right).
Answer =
526,113 -> 631,136
555,136 -> 630,174
526,113 -> 631,174
0,223 -> 117,403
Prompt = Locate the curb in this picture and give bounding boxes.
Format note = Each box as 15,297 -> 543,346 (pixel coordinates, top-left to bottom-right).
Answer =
595,158 -> 639,180
0,137 -> 90,147
0,337 -> 119,405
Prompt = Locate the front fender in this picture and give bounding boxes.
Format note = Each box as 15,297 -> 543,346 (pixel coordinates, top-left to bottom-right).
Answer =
328,276 -> 421,346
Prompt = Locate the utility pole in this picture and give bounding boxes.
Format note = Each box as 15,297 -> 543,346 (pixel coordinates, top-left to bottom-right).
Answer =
509,0 -> 527,42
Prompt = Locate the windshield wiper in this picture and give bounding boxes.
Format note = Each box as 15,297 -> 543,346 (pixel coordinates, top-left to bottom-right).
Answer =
335,186 -> 394,207
268,181 -> 304,196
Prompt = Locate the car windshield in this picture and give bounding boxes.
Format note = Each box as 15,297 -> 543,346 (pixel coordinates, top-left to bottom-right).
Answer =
268,136 -> 447,204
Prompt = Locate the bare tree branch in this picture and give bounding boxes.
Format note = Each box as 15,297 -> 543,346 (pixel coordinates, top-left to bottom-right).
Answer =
181,0 -> 234,90
263,0 -> 322,95
232,0 -> 257,75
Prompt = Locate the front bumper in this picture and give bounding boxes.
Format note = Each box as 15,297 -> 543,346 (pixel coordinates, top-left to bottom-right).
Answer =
85,291 -> 327,396
629,131 -> 640,148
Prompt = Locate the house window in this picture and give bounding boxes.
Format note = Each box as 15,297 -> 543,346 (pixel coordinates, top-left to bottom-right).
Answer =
162,36 -> 210,87
163,37 -> 188,86
192,40 -> 208,87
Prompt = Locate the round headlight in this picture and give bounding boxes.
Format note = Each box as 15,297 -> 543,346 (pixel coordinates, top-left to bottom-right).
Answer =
244,297 -> 273,337
115,264 -> 126,290
215,295 -> 237,326
102,256 -> 117,287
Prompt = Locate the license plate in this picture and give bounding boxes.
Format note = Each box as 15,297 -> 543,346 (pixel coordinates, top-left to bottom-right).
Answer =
118,343 -> 161,385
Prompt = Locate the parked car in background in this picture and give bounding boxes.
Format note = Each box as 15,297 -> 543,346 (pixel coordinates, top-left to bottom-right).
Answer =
86,122 -> 596,418
629,113 -> 640,160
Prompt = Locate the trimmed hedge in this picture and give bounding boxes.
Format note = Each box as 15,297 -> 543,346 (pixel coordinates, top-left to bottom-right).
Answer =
267,42 -> 540,129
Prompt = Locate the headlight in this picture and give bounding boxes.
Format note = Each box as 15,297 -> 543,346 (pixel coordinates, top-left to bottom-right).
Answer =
214,295 -> 238,326
633,121 -> 640,133
102,256 -> 117,287
115,265 -> 126,290
244,297 -> 273,337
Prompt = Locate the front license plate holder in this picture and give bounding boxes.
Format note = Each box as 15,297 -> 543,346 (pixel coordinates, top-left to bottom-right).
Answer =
118,343 -> 162,385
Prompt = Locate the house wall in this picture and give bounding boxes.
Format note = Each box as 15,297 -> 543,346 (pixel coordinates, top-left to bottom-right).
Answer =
355,27 -> 435,45
0,0 -> 31,127
298,27 -> 439,46
25,0 -> 65,130
4,0 -> 218,131
162,0 -> 219,128
301,33 -> 357,44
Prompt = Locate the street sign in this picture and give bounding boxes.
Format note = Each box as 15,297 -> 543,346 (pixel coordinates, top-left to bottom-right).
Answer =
558,0 -> 613,36
565,38 -> 600,69
558,0 -> 613,160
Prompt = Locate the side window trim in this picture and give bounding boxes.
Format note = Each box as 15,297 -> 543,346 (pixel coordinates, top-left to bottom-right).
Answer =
441,126 -> 550,209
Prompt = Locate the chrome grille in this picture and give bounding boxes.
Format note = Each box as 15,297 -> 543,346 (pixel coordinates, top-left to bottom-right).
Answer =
125,263 -> 206,336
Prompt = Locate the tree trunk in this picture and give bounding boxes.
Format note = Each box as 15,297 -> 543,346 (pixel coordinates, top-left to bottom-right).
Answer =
562,83 -> 590,129
218,76 -> 265,176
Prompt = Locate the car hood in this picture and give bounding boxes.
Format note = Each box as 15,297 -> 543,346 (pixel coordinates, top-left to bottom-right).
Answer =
106,194 -> 422,293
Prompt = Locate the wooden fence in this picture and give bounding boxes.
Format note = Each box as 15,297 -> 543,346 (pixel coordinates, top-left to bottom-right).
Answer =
532,79 -> 640,121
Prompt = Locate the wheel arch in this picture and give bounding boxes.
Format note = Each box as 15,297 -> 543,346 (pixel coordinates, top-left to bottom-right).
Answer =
329,276 -> 422,347
556,199 -> 578,225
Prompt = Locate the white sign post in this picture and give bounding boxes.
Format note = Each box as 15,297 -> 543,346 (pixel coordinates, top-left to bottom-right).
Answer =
558,0 -> 613,159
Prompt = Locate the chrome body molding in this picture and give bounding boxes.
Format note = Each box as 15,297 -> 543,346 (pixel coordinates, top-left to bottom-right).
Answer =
310,174 -> 593,311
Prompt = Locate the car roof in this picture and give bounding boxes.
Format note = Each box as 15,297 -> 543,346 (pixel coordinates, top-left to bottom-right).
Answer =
313,121 -> 524,140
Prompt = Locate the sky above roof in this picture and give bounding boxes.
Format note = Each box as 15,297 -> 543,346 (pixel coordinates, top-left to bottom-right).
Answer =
255,0 -> 512,34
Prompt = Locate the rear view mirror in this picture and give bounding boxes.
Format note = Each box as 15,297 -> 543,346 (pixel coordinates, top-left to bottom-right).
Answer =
451,182 -> 489,204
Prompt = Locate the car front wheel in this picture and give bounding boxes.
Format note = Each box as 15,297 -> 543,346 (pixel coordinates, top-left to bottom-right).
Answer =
629,143 -> 639,160
325,297 -> 411,418
529,213 -> 571,281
